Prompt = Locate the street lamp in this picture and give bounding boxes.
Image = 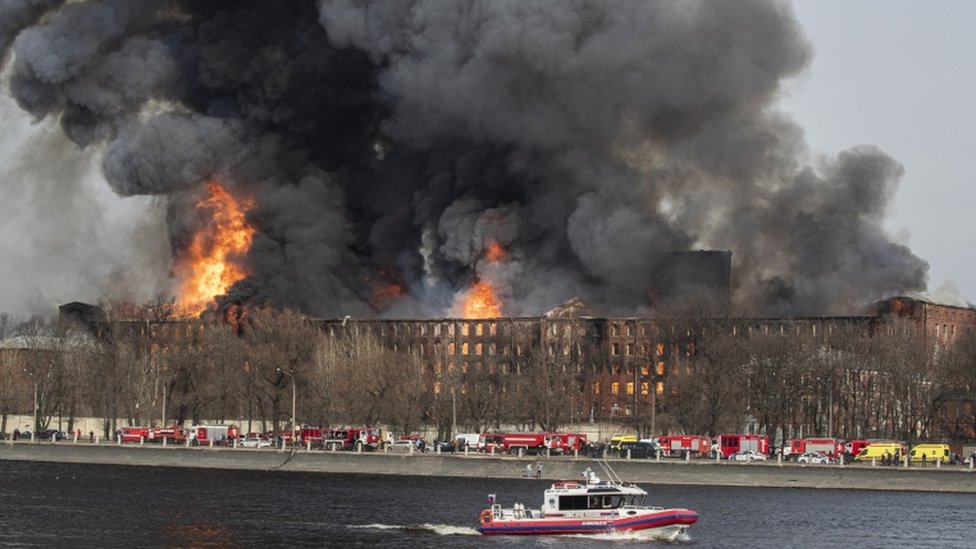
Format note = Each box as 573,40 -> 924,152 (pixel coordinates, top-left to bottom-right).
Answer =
276,368 -> 296,444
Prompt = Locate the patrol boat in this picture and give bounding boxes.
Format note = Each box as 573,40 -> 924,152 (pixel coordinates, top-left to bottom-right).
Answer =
477,462 -> 698,538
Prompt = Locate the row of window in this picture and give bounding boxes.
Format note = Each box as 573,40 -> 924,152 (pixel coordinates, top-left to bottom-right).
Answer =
591,380 -> 665,397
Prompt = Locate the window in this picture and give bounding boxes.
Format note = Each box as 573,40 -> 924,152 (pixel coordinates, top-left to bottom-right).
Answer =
462,342 -> 469,355
612,324 -> 620,336
626,382 -> 634,396
592,382 -> 600,395
476,323 -> 483,336
612,343 -> 621,356
626,343 -> 634,356
640,382 -> 649,396
462,323 -> 469,336
611,382 -> 620,396
476,342 -> 483,355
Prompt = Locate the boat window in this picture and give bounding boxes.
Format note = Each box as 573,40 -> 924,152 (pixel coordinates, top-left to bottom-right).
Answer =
558,495 -> 589,510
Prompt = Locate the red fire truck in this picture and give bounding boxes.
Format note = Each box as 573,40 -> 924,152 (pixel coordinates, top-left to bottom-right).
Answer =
844,439 -> 871,458
323,427 -> 381,451
300,427 -> 326,447
120,426 -> 150,443
148,425 -> 186,443
547,432 -> 588,454
717,434 -> 769,458
785,437 -> 842,460
657,435 -> 710,457
189,424 -> 240,446
477,432 -> 583,455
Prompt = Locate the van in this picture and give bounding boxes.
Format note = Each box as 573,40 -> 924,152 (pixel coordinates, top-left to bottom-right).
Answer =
454,433 -> 480,449
909,443 -> 951,463
854,443 -> 903,462
607,435 -> 637,452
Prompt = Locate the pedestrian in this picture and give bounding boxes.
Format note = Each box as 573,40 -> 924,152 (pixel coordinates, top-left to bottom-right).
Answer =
525,463 -> 532,478
535,461 -> 543,479
13,428 -> 19,441
89,431 -> 94,443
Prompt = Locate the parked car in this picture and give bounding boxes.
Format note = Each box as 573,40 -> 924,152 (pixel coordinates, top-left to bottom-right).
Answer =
388,440 -> 416,452
618,441 -> 662,459
729,450 -> 767,461
797,452 -> 831,464
240,436 -> 272,448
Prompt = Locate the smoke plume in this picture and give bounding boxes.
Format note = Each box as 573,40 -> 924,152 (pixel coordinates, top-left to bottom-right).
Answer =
0,0 -> 928,318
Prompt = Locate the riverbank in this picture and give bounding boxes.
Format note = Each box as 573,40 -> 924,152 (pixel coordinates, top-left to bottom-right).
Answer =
3,440 -> 975,493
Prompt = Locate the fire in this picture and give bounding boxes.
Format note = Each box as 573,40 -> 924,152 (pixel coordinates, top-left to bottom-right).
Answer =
462,280 -> 502,318
369,282 -> 405,312
485,241 -> 508,262
174,181 -> 255,314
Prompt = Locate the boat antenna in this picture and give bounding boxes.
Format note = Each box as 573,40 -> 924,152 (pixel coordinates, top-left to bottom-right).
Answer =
596,459 -> 624,485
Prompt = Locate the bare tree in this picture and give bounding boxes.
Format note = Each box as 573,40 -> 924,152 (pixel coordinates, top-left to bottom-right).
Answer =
241,308 -> 320,433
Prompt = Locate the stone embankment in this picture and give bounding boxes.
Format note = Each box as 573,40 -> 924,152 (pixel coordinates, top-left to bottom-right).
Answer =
3,441 -> 975,493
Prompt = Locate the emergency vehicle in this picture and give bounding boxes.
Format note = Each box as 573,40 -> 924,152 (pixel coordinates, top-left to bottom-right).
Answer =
189,424 -> 240,446
120,426 -> 150,443
148,425 -> 186,443
478,432 -> 574,455
656,435 -> 710,457
323,427 -> 381,451
716,434 -> 769,458
784,438 -> 842,460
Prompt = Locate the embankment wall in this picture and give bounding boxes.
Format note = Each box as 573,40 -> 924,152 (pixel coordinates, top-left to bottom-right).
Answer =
2,441 -> 975,493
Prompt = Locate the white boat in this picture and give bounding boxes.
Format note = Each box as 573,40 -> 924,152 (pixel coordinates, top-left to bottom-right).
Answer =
477,462 -> 698,539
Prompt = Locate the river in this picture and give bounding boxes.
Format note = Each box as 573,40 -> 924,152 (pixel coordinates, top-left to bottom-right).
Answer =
1,460 -> 973,548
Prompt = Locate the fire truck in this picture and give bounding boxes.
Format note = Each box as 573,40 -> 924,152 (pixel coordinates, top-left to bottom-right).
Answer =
189,424 -> 240,446
547,432 -> 588,454
716,434 -> 769,458
300,427 -> 326,447
477,432 -> 581,455
323,427 -> 381,451
844,439 -> 871,458
656,435 -> 710,457
785,437 -> 842,460
120,426 -> 150,443
148,425 -> 186,443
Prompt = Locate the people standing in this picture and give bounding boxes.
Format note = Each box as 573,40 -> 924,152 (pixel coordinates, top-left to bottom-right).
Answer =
535,461 -> 543,479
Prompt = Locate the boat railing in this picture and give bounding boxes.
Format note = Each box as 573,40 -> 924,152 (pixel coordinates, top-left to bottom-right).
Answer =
596,459 -> 625,485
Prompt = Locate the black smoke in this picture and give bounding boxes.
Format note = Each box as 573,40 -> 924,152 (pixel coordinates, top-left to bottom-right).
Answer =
0,0 -> 928,317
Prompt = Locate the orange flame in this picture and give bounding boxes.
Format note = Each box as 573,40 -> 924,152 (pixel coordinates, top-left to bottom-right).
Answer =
485,241 -> 508,262
174,181 -> 254,314
462,280 -> 502,318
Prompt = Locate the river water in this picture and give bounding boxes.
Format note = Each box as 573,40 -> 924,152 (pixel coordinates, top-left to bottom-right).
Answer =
1,460 -> 974,548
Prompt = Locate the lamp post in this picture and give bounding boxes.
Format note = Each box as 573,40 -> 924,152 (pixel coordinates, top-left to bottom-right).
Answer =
276,368 -> 296,444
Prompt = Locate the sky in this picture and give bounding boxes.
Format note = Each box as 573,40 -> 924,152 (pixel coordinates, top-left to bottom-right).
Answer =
0,1 -> 974,319
782,0 -> 976,305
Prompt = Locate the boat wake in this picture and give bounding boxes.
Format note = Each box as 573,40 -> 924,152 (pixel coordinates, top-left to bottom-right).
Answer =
565,530 -> 694,543
349,523 -> 481,536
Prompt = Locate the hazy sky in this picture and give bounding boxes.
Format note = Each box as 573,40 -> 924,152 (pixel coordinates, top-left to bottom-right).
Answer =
782,0 -> 976,304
